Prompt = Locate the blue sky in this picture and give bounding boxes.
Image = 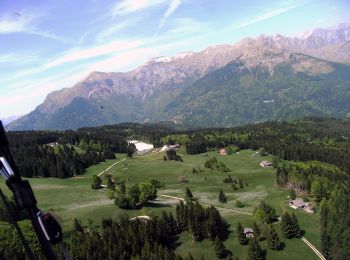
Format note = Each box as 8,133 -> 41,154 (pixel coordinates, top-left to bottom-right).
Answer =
0,0 -> 349,118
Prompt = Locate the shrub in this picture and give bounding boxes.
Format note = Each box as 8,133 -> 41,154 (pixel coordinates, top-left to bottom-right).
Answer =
235,200 -> 244,208
178,176 -> 189,183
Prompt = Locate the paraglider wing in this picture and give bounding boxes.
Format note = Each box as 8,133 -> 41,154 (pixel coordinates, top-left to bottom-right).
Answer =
88,87 -> 112,99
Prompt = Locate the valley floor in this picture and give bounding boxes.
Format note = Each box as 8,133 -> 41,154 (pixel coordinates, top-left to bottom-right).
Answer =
0,149 -> 322,259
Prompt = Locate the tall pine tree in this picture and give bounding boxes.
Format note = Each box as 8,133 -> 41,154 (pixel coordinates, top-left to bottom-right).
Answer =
218,190 -> 227,203
267,225 -> 281,250
237,222 -> 248,245
247,237 -> 264,260
214,235 -> 226,258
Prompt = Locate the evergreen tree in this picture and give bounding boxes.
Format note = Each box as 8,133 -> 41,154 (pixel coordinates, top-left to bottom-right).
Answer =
185,187 -> 193,200
232,183 -> 238,191
320,199 -> 330,259
289,188 -> 296,200
267,225 -> 281,250
253,222 -> 261,240
237,222 -> 248,245
247,238 -> 264,260
91,175 -> 102,190
281,212 -> 295,239
119,182 -> 126,194
127,143 -> 136,158
290,213 -> 301,238
218,190 -> 227,203
73,218 -> 84,233
106,175 -> 115,191
214,235 -> 226,258
238,178 -> 244,188
320,228 -> 330,259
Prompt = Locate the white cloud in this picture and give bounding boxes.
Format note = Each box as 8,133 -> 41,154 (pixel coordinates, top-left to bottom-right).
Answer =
88,47 -> 157,72
1,37 -> 148,86
0,70 -> 89,116
96,19 -> 136,42
166,17 -> 207,35
158,0 -> 182,30
230,4 -> 300,31
44,39 -> 145,69
0,53 -> 38,64
0,11 -> 68,42
315,18 -> 325,24
112,0 -> 166,15
153,0 -> 182,41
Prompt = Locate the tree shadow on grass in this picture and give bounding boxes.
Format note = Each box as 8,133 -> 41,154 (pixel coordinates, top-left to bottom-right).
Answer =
279,242 -> 286,250
144,201 -> 172,208
221,220 -> 232,241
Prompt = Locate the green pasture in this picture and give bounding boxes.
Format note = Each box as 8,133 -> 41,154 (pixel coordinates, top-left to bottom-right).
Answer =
0,149 -> 321,259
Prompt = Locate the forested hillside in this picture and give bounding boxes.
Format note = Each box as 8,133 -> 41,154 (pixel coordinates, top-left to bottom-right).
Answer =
2,117 -> 349,259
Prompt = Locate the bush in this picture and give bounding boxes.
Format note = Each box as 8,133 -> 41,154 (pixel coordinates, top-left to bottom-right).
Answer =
218,190 -> 227,203
116,195 -> 131,209
204,157 -> 231,172
178,176 -> 189,183
235,200 -> 244,208
91,175 -> 102,190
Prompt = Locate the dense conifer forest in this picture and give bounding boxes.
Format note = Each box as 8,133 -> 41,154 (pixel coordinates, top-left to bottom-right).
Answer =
1,117 -> 349,259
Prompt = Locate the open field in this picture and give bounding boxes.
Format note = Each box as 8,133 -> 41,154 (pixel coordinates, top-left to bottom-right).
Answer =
0,149 -> 321,259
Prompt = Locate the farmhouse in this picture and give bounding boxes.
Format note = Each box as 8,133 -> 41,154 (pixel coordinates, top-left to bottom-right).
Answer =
259,160 -> 272,168
289,198 -> 314,213
244,228 -> 254,238
289,198 -> 306,209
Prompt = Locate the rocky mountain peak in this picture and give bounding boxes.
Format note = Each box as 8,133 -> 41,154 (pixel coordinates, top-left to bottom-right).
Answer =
7,23 -> 350,130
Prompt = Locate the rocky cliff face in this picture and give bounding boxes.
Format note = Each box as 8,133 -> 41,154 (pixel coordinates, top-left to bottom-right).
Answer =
8,24 -> 350,130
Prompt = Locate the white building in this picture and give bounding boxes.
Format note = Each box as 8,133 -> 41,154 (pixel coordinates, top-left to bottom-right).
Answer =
128,140 -> 154,152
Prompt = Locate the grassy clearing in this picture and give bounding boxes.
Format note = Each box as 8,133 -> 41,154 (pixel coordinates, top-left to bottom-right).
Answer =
0,149 -> 321,259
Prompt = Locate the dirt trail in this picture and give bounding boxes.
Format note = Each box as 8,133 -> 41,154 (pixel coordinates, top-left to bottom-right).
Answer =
97,158 -> 126,176
301,237 -> 326,260
157,194 -> 252,215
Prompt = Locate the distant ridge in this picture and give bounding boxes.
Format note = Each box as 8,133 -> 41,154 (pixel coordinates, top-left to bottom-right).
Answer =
8,24 -> 350,130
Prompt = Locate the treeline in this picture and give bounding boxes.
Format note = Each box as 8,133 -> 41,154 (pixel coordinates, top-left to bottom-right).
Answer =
7,117 -> 350,178
276,161 -> 349,200
1,201 -> 228,260
12,144 -> 116,178
275,159 -> 350,259
69,214 -> 181,260
176,200 -> 227,241
165,117 -> 350,172
7,129 -> 127,178
319,186 -> 350,260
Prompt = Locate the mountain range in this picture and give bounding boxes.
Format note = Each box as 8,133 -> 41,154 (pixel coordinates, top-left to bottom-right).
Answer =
8,23 -> 350,130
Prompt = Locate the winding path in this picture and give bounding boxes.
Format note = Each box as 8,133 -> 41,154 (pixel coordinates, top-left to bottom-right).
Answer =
157,194 -> 252,215
97,158 -> 126,176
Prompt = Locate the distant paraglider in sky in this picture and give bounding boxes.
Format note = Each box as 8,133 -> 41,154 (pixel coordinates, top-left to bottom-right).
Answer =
87,87 -> 112,100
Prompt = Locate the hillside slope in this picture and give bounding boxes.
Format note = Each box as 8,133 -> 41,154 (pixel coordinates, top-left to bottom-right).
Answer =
8,24 -> 350,130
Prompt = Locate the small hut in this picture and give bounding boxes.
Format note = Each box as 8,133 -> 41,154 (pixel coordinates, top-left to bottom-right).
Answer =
244,228 -> 254,238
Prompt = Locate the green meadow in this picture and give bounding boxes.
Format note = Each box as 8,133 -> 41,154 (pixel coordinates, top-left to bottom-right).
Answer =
0,149 -> 321,259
